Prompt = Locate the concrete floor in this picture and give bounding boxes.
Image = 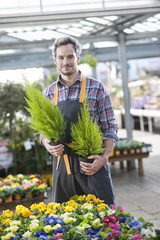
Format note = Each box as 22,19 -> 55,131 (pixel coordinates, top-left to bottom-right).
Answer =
45,129 -> 160,229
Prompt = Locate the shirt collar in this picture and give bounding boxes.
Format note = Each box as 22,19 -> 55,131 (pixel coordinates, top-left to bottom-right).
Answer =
57,70 -> 82,86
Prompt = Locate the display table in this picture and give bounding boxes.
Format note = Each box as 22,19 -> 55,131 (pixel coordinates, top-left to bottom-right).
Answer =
109,152 -> 150,176
0,197 -> 47,213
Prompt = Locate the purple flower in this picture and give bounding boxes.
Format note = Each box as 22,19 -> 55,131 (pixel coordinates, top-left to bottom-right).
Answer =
87,229 -> 101,239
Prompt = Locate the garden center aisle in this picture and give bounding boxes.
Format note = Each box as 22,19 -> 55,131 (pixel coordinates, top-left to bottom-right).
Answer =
45,129 -> 160,229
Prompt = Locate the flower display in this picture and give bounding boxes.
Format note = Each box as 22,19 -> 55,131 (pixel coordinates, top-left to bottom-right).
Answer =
0,174 -> 50,203
0,194 -> 159,239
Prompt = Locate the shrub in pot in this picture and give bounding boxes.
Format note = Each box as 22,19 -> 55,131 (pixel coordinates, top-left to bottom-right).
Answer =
68,99 -> 104,174
25,81 -> 67,147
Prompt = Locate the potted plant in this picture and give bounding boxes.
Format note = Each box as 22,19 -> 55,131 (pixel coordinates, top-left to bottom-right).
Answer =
68,99 -> 104,174
25,81 -> 67,147
1,186 -> 13,203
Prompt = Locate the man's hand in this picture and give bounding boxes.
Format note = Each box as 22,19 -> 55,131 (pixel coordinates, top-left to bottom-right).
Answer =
42,138 -> 64,156
80,154 -> 108,175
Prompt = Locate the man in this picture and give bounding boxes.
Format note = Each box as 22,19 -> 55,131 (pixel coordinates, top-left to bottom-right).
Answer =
41,36 -> 118,205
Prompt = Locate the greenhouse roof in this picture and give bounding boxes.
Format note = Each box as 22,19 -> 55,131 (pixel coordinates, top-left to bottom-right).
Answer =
0,0 -> 160,69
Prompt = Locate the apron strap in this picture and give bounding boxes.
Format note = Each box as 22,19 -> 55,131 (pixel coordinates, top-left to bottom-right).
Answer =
79,75 -> 86,103
54,75 -> 86,106
56,154 -> 71,175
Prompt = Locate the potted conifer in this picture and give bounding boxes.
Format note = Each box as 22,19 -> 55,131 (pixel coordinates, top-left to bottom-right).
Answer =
25,81 -> 67,147
68,99 -> 104,174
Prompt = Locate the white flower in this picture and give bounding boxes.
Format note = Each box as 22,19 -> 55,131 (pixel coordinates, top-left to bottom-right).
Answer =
141,228 -> 156,237
92,218 -> 102,228
99,211 -> 105,218
23,231 -> 32,237
77,225 -> 85,231
81,223 -> 91,229
52,223 -> 61,230
31,218 -> 39,224
2,232 -> 14,240
29,215 -> 37,219
10,225 -> 19,232
81,203 -> 93,210
63,217 -> 76,224
29,223 -> 39,231
10,220 -> 21,226
84,213 -> 94,219
44,225 -> 52,233
107,209 -> 115,215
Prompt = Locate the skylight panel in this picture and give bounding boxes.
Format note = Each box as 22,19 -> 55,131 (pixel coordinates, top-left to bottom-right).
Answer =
80,20 -> 95,26
57,29 -> 81,37
86,17 -> 110,25
143,21 -> 160,30
8,32 -> 36,41
103,16 -> 119,21
70,28 -> 87,34
123,28 -> 135,34
93,41 -> 118,48
131,24 -> 147,32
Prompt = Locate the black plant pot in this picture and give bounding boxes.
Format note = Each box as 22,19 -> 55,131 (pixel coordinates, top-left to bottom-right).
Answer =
78,156 -> 94,174
50,138 -> 68,155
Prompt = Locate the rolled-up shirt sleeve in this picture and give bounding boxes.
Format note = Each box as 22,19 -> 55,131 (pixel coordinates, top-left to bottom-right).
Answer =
97,83 -> 118,142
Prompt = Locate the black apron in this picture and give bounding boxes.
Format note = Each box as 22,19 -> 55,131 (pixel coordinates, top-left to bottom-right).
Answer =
52,77 -> 115,205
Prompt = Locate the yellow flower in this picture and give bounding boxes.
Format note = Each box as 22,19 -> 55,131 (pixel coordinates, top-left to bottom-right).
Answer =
63,205 -> 74,212
97,203 -> 107,211
92,218 -> 102,228
85,194 -> 97,201
67,200 -> 78,209
78,195 -> 86,201
2,209 -> 13,218
45,202 -> 61,215
44,225 -> 52,233
38,184 -> 46,189
63,217 -> 76,224
31,178 -> 39,183
1,218 -> 13,225
29,174 -> 36,178
10,220 -> 21,226
15,205 -> 33,217
0,227 -> 3,231
81,223 -> 91,229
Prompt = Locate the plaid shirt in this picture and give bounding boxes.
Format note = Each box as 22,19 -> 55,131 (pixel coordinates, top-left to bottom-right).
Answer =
44,71 -> 118,142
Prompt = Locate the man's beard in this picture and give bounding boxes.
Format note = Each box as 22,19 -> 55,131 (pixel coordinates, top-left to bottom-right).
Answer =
58,66 -> 76,76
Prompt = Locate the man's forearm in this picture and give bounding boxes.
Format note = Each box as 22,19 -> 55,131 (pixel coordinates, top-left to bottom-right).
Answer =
103,139 -> 115,159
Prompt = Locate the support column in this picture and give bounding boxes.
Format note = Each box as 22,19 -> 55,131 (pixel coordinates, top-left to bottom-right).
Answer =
118,32 -> 135,168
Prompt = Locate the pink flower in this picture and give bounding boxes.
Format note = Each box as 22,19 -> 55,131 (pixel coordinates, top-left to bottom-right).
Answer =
111,204 -> 124,212
132,233 -> 143,240
53,233 -> 63,239
109,224 -> 120,230
23,182 -> 34,190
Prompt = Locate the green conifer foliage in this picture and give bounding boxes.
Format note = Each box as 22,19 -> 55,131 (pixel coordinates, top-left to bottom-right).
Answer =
25,82 -> 67,143
69,100 -> 104,158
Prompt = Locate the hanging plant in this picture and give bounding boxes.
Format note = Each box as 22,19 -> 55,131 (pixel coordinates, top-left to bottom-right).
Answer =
25,81 -> 67,144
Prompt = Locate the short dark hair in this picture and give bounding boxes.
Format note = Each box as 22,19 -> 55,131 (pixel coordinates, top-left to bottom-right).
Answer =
52,36 -> 82,57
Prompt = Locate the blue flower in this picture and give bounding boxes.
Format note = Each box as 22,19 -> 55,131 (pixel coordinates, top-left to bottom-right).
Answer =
15,186 -> 21,190
130,220 -> 143,230
43,216 -> 63,225
87,229 -> 101,239
35,231 -> 48,237
120,215 -> 131,223
7,188 -> 11,193
55,225 -> 65,234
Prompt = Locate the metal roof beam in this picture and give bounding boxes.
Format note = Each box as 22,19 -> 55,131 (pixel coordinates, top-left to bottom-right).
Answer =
0,4 -> 160,29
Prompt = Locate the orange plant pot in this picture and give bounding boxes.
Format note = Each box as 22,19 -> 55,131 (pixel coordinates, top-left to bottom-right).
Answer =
28,192 -> 33,199
0,197 -> 3,204
14,194 -> 21,200
39,192 -> 45,198
5,195 -> 12,203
